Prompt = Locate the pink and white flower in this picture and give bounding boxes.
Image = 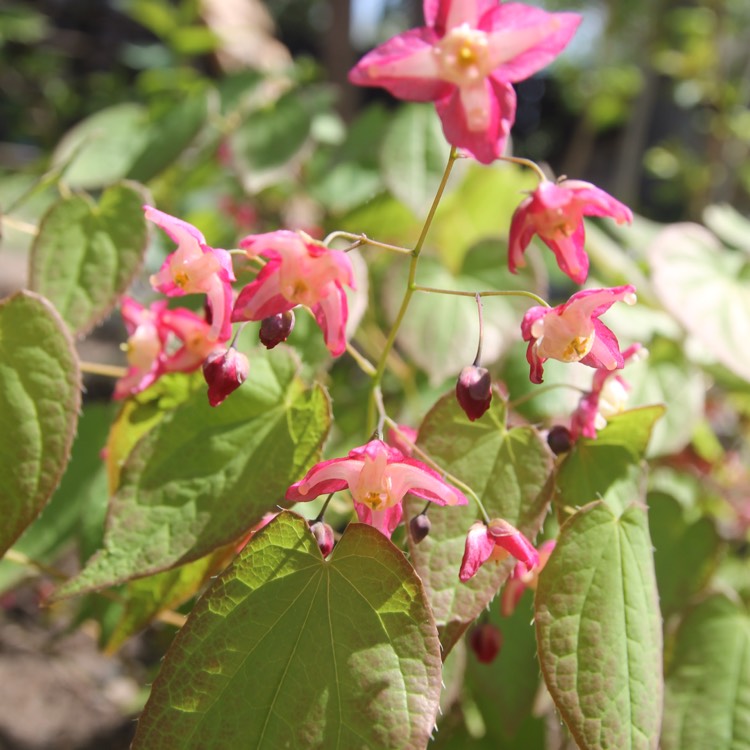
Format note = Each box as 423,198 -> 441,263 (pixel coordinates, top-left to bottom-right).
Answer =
232,230 -> 355,357
348,1 -> 581,164
286,439 -> 468,539
509,179 -> 633,284
521,285 -> 637,384
146,206 -> 235,342
459,518 -> 538,582
114,297 -> 223,399
570,344 -> 645,439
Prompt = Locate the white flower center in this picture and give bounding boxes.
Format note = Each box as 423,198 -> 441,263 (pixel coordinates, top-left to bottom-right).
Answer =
531,315 -> 595,363
433,24 -> 491,86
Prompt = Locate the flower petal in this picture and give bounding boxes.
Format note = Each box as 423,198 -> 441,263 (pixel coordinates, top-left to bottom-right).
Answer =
311,284 -> 349,357
459,522 -> 497,581
231,262 -> 293,322
286,457 -> 365,502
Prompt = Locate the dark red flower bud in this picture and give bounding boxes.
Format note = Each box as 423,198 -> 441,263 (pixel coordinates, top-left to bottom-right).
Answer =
259,310 -> 295,349
202,348 -> 250,407
547,425 -> 573,455
469,622 -> 503,664
309,521 -> 335,557
456,365 -> 492,421
409,513 -> 431,544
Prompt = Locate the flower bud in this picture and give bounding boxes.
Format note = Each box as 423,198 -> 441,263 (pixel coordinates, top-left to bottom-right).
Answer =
202,348 -> 250,407
456,365 -> 492,421
409,513 -> 431,544
259,310 -> 295,349
469,622 -> 502,664
309,521 -> 335,557
547,425 -> 573,455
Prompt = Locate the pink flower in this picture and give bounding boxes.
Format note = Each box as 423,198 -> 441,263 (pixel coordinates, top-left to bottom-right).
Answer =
146,206 -> 236,342
570,344 -> 645,440
509,179 -> 633,284
521,285 -> 637,384
386,424 -> 419,456
114,297 -> 222,399
459,518 -> 538,582
286,439 -> 468,539
500,539 -> 555,616
348,1 -> 580,164
232,231 -> 355,357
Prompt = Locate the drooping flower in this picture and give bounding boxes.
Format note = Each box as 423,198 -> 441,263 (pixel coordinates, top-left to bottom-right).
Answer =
202,347 -> 250,407
456,365 -> 492,421
286,439 -> 468,539
521,285 -> 637,384
570,344 -> 645,440
508,179 -> 633,284
146,206 -> 236,342
232,230 -> 355,357
114,298 -> 221,399
348,1 -> 581,164
500,539 -> 555,616
459,518 -> 538,582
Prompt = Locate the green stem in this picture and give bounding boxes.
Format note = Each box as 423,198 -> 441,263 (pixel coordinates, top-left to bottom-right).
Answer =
413,285 -> 550,308
385,418 -> 491,524
497,155 -> 548,183
367,146 -> 459,433
323,231 -> 412,256
346,342 -> 376,376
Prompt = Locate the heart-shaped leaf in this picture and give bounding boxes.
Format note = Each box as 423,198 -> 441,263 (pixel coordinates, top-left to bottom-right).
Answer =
405,393 -> 554,654
54,349 -> 330,597
536,501 -> 663,750
662,594 -> 750,750
132,512 -> 442,750
0,291 -> 81,557
29,182 -> 150,335
649,223 -> 750,380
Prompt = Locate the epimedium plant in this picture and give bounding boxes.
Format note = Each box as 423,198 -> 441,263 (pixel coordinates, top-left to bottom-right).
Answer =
1,1 -> 749,749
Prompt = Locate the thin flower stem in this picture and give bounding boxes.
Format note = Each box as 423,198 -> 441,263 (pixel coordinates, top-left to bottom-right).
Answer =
323,231 -> 413,256
314,493 -> 336,523
373,385 -> 387,436
384,418 -> 491,524
80,361 -> 127,378
1,216 -> 38,235
413,285 -> 551,308
497,155 -> 548,183
228,248 -> 248,256
368,146 -> 459,433
507,383 -> 588,410
473,293 -> 483,367
346,342 -> 376,376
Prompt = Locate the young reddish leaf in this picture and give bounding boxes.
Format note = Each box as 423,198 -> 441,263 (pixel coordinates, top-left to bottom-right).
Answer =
535,501 -> 662,750
29,182 -> 150,335
662,594 -> 750,750
405,393 -> 554,654
54,349 -> 330,598
0,291 -> 81,557
132,512 -> 442,750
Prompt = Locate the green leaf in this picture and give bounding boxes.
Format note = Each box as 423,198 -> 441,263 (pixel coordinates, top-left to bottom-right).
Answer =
466,590 -> 540,741
650,223 -> 750,381
54,349 -> 330,597
662,595 -> 750,750
405,393 -> 554,654
649,493 -> 721,618
29,182 -> 150,335
383,244 -> 542,385
0,291 -> 81,558
53,103 -> 151,189
132,512 -> 442,750
535,501 -> 663,750
380,104 -> 448,216
0,403 -> 112,593
703,203 -> 750,254
556,405 -> 664,517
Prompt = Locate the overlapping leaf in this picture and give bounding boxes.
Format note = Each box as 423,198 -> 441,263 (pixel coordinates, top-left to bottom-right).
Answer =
54,349 -> 330,597
133,513 -> 442,750
0,291 -> 80,557
405,393 -> 554,653
536,501 -> 662,750
662,594 -> 750,750
29,182 -> 150,335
